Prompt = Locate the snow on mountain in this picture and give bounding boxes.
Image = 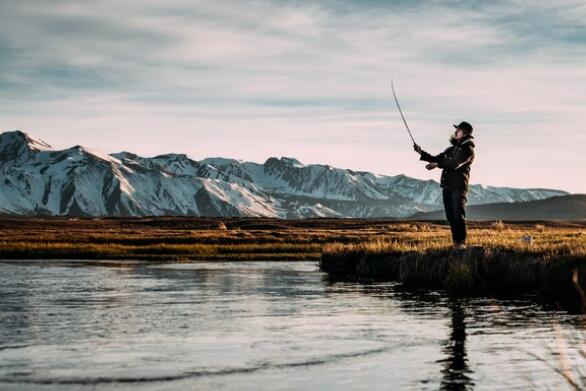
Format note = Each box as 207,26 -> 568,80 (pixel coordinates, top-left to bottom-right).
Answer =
0,130 -> 569,218
0,130 -> 52,163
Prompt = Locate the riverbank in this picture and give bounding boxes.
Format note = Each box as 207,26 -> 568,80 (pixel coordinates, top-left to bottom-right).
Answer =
2,216 -> 586,309
320,228 -> 586,311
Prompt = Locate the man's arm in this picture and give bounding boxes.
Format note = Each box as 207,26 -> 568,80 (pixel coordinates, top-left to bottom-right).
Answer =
419,149 -> 445,163
437,145 -> 474,170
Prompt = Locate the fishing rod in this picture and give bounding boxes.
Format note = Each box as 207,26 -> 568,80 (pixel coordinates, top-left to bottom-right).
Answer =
390,78 -> 418,146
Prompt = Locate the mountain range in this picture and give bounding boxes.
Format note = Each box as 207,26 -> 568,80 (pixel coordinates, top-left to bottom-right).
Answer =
0,130 -> 569,218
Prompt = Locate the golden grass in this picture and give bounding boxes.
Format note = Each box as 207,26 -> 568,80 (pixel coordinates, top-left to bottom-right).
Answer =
322,228 -> 586,255
320,225 -> 586,311
0,217 -> 584,265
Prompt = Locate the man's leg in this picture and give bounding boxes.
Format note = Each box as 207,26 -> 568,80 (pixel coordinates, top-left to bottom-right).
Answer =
442,188 -> 457,244
452,189 -> 468,245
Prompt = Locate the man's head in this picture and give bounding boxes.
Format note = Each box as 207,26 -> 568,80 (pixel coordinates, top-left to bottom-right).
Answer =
453,121 -> 473,140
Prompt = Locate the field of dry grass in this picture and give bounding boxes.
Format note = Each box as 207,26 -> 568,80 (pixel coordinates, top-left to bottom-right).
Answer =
0,216 -> 413,261
0,217 -> 584,262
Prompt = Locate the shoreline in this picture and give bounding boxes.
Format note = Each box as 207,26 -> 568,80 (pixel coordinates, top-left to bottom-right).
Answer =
320,240 -> 586,312
2,217 -> 586,310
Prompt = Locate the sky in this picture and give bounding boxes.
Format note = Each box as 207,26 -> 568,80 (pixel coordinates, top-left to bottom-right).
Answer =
1,0 -> 585,193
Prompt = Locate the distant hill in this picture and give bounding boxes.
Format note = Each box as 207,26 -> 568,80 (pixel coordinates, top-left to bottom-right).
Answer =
409,194 -> 586,221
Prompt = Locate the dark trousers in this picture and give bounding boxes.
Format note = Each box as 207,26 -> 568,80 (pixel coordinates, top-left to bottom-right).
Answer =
442,188 -> 468,245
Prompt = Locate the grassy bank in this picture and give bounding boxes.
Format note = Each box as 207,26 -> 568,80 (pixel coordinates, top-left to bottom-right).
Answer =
320,226 -> 586,311
2,216 -> 586,308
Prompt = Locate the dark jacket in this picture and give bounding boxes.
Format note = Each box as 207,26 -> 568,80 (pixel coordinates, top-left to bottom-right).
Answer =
419,135 -> 475,191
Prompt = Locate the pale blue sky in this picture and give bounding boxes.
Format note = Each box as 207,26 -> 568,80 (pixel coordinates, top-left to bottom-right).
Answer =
1,0 -> 585,192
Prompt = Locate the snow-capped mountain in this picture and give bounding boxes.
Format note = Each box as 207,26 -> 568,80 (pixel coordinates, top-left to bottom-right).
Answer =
0,130 -> 569,218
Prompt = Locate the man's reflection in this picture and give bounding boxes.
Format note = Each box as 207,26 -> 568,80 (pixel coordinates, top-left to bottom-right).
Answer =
439,299 -> 474,390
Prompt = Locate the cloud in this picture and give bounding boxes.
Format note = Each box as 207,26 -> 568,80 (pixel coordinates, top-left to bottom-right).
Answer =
1,0 -> 585,192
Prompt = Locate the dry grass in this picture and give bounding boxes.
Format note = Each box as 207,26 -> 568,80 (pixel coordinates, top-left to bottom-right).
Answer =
0,217 -> 463,261
322,227 -> 586,254
0,217 -> 584,267
2,216 -> 586,308
0,217 -> 431,261
320,225 -> 586,311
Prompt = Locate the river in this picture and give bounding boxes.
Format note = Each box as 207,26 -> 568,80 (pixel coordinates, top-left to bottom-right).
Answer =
1,261 -> 585,390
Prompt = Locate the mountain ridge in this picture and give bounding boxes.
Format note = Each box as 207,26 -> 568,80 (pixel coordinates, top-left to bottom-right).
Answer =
0,130 -> 570,218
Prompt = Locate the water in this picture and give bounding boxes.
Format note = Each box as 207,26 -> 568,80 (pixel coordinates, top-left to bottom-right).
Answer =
1,261 -> 585,390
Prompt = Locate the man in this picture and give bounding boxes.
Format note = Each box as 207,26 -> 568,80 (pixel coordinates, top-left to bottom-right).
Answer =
414,121 -> 475,249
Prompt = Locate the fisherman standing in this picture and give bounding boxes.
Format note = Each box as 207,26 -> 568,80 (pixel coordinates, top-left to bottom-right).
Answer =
414,122 -> 475,249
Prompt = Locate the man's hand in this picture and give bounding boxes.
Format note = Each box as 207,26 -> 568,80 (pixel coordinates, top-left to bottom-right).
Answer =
426,163 -> 439,170
413,144 -> 422,154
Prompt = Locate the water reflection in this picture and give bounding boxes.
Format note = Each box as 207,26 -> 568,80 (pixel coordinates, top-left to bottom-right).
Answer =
324,281 -> 586,389
439,300 -> 473,391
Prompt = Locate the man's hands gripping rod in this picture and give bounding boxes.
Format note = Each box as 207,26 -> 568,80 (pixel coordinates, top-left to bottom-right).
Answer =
413,143 -> 438,170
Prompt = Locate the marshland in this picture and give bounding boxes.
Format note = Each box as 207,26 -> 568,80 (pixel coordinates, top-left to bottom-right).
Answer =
2,217 -> 586,303
2,217 -> 586,389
